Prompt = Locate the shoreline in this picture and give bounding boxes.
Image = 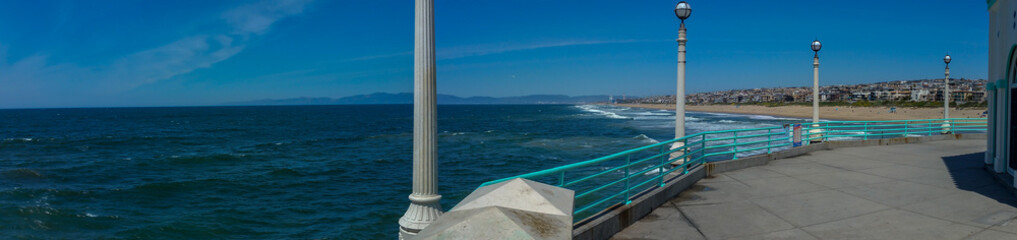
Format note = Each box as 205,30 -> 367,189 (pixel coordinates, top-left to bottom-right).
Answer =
612,103 -> 987,121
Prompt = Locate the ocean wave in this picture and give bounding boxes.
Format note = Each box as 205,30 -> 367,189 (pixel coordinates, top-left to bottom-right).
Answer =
167,153 -> 247,164
633,116 -> 672,120
2,168 -> 45,180
631,112 -> 671,116
574,105 -> 631,119
440,131 -> 469,136
697,112 -> 738,116
267,168 -> 305,177
748,115 -> 802,121
632,134 -> 659,144
128,178 -> 232,193
631,116 -> 702,121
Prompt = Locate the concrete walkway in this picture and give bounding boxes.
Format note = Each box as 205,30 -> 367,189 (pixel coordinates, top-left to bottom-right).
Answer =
612,139 -> 1017,240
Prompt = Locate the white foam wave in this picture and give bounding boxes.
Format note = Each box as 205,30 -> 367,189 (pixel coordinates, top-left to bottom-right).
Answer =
632,116 -> 702,121
632,134 -> 659,144
575,105 -> 631,119
634,116 -> 673,120
748,115 -> 802,121
642,167 -> 669,176
697,112 -> 738,116
632,112 -> 671,116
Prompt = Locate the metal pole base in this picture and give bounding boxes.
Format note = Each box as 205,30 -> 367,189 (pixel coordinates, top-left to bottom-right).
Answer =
809,124 -> 823,143
670,142 -> 686,165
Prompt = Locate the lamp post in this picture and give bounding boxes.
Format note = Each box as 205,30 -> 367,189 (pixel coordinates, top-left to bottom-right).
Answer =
810,40 -> 822,142
811,40 -> 821,124
943,54 -> 951,133
399,0 -> 442,238
674,1 -> 690,144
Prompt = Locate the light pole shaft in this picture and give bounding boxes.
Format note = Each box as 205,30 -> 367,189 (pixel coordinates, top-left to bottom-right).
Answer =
676,24 -> 686,139
944,66 -> 950,119
400,0 -> 443,237
813,55 -> 819,124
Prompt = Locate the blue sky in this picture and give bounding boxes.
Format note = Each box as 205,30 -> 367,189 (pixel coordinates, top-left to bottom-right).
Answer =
0,0 -> 989,108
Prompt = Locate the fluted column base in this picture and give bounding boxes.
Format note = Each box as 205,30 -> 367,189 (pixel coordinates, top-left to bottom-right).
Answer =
399,193 -> 443,239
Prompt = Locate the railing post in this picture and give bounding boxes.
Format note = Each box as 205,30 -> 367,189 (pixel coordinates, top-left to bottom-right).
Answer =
559,171 -> 565,187
732,131 -> 739,160
624,155 -> 631,205
659,146 -> 665,187
683,138 -> 689,164
904,120 -> 909,137
863,122 -> 868,140
692,134 -> 704,174
817,123 -> 825,141
767,128 -> 772,154
804,125 -> 810,146
928,120 -> 933,136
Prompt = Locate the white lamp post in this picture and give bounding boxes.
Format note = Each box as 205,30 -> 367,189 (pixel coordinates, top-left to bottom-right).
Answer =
399,0 -> 443,238
811,40 -> 821,124
942,54 -> 951,133
674,1 -> 690,139
810,40 -> 822,142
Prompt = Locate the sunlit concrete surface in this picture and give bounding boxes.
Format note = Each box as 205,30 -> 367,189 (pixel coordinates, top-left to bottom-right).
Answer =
612,139 -> 1017,240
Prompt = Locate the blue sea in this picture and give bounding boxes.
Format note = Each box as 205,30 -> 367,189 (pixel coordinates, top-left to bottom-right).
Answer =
0,104 -> 803,239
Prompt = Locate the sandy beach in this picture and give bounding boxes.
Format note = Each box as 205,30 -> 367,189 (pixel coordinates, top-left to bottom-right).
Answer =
614,104 -> 987,121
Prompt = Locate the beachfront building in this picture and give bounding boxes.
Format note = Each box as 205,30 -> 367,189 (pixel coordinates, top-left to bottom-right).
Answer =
988,0 -> 1016,185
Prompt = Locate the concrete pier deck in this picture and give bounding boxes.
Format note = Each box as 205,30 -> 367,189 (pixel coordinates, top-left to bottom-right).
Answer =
612,139 -> 1017,240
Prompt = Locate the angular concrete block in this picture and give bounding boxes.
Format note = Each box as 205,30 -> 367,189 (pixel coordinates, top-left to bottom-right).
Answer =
416,178 -> 574,240
416,206 -> 572,240
453,178 -> 573,217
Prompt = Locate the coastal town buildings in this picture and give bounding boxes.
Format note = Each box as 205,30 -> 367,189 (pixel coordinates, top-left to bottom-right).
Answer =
619,79 -> 988,105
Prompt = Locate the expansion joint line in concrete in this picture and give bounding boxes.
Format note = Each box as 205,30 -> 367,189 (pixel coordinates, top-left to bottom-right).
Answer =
670,201 -> 708,240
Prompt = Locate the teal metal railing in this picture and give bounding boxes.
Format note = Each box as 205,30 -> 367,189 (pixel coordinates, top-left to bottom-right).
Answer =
476,118 -> 987,222
803,118 -> 987,142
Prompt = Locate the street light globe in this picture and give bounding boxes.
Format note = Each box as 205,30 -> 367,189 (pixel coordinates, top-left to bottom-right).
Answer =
811,40 -> 822,52
674,1 -> 691,21
944,54 -> 951,64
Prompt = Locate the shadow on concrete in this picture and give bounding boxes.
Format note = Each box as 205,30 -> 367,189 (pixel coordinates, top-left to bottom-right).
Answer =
943,152 -> 1017,207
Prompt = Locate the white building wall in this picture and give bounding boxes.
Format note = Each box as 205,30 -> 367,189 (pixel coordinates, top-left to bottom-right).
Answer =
988,0 -> 1015,180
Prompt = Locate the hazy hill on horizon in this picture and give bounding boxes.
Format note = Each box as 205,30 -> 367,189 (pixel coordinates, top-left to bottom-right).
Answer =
228,92 -> 612,105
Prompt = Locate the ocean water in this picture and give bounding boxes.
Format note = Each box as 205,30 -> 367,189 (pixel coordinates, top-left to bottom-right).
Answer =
0,104 -> 803,239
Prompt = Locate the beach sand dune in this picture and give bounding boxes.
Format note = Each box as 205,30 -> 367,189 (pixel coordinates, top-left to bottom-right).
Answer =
615,104 -> 986,121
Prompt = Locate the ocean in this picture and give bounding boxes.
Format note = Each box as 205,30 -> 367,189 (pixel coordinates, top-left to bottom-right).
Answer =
0,104 -> 804,239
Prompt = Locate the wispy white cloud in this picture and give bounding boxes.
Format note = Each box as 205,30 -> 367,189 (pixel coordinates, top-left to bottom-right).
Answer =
438,39 -> 658,60
224,0 -> 312,35
341,51 -> 413,62
340,39 -> 658,64
106,35 -> 245,89
0,0 -> 313,107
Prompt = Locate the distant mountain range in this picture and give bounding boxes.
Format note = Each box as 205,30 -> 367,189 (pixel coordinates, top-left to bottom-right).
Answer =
228,93 -> 612,105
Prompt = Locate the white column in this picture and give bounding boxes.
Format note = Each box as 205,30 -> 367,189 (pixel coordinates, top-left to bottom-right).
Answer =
809,54 -> 822,143
399,0 -> 443,238
987,87 -> 995,166
996,85 -> 1007,173
944,66 -> 950,119
942,66 -> 951,133
670,23 -> 687,159
813,55 -> 820,124
676,24 -> 687,140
